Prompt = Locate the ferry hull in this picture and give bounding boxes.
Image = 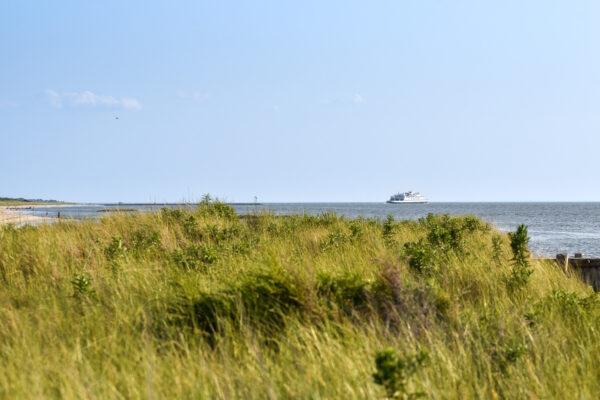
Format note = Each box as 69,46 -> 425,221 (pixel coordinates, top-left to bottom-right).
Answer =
386,200 -> 429,204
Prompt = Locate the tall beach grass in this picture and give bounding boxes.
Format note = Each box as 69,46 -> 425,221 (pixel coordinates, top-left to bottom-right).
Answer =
0,202 -> 598,398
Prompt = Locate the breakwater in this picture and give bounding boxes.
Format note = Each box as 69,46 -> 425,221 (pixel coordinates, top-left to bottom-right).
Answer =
549,254 -> 600,291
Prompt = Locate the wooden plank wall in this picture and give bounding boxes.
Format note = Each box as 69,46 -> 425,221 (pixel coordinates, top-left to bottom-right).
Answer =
545,254 -> 600,291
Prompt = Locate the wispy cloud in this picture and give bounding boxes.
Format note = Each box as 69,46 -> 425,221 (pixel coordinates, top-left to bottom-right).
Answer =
352,93 -> 364,104
319,93 -> 366,105
0,101 -> 17,109
45,90 -> 142,110
176,90 -> 210,102
46,90 -> 63,108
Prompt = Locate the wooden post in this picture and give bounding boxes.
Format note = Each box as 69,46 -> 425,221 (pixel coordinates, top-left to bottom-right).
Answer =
556,253 -> 569,275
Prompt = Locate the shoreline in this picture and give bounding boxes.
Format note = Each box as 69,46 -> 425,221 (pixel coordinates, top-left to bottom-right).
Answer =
0,204 -> 78,226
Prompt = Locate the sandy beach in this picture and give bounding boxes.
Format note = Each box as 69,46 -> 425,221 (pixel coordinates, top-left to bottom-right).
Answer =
0,204 -> 72,226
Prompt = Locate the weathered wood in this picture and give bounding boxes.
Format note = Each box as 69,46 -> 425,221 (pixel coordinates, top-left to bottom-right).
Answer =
542,254 -> 600,291
556,253 -> 569,275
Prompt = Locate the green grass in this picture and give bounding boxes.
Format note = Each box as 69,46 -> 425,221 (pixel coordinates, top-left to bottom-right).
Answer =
0,203 -> 598,399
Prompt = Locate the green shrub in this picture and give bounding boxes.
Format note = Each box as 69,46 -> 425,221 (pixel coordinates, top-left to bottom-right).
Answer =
200,244 -> 219,264
172,244 -> 218,270
319,231 -> 350,252
421,214 -> 488,250
536,290 -> 600,322
349,222 -> 363,239
494,338 -> 528,374
383,214 -> 396,238
207,224 -> 241,244
230,241 -> 251,255
316,273 -> 371,312
506,225 -> 532,292
238,271 -> 305,331
404,215 -> 490,278
130,230 -> 161,253
491,234 -> 503,264
197,200 -> 237,220
105,236 -> 127,261
373,348 -> 429,399
165,270 -> 305,340
404,241 -> 436,276
509,224 -> 530,266
182,215 -> 202,240
163,291 -> 238,344
71,272 -> 96,300
161,207 -> 186,224
172,248 -> 194,270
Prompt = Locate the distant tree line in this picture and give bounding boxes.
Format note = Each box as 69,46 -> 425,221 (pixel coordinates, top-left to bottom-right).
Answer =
0,197 -> 60,203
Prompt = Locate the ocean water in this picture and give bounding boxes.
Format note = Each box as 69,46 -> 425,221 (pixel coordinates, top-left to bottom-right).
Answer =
18,202 -> 600,258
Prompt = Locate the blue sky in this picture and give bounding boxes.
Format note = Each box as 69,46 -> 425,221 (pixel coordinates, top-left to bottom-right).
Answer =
1,1 -> 600,202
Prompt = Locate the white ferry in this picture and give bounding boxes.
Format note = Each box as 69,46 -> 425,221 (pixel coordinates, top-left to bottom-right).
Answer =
386,191 -> 428,204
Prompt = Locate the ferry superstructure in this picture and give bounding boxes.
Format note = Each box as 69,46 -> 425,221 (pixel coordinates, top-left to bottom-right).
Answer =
386,191 -> 428,204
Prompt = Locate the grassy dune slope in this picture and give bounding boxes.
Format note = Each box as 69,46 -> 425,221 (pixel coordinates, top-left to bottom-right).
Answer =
0,203 -> 598,399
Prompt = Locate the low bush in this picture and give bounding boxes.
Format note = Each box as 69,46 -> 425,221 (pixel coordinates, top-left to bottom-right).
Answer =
105,235 -> 127,261
373,348 -> 429,399
506,224 -> 533,292
172,244 -> 218,270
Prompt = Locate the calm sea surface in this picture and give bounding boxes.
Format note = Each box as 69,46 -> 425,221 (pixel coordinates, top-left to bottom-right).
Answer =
20,202 -> 600,258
